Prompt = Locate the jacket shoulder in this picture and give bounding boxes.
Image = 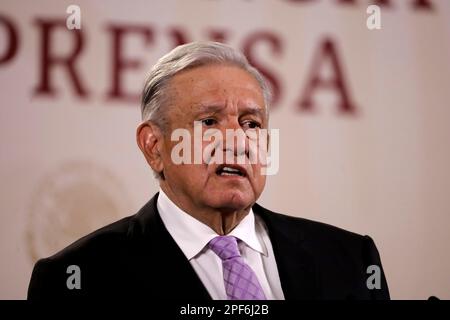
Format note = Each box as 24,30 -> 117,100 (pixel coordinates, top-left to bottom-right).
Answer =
254,202 -> 366,244
27,198 -> 156,300
49,215 -> 135,263
253,203 -> 390,299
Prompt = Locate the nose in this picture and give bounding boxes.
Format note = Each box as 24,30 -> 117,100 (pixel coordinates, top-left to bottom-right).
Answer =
220,118 -> 249,163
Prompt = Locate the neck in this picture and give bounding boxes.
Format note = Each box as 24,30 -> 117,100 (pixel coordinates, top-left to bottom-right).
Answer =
160,185 -> 251,235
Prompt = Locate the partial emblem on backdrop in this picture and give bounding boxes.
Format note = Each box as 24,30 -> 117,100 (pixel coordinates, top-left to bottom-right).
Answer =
26,161 -> 131,263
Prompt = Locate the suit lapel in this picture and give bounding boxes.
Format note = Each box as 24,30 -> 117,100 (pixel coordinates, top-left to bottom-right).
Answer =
132,193 -> 212,300
253,203 -> 318,300
132,195 -> 317,300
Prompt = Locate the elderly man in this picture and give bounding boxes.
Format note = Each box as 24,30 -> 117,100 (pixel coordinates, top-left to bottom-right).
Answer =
28,42 -> 389,300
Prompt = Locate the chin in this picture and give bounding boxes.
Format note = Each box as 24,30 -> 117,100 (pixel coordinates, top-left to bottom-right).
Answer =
209,191 -> 254,211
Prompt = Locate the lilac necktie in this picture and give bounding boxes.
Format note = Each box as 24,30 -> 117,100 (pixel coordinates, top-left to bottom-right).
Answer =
208,235 -> 267,300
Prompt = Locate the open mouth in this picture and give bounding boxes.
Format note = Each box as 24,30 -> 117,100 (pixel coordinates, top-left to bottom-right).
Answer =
215,165 -> 246,177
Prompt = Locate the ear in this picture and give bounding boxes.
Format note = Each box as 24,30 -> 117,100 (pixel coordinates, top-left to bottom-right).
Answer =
136,121 -> 164,175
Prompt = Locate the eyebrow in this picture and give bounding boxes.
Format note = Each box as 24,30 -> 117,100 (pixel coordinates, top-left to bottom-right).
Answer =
194,104 -> 224,115
193,103 -> 265,117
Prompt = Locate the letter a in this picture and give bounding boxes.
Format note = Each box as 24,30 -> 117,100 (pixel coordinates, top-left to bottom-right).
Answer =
366,5 -> 381,30
66,5 -> 81,30
66,265 -> 81,290
366,265 -> 381,290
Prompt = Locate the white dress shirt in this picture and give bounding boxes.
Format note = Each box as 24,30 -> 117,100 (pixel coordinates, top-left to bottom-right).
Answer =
157,189 -> 285,300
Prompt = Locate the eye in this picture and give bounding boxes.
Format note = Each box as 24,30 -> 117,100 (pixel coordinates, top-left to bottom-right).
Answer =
242,120 -> 261,130
201,118 -> 217,126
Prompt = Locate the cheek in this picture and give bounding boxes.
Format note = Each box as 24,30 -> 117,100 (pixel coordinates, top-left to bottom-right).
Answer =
254,174 -> 266,190
176,164 -> 209,184
249,164 -> 265,185
251,162 -> 265,178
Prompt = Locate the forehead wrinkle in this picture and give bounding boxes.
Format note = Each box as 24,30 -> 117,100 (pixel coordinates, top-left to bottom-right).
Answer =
240,103 -> 265,116
191,100 -> 265,119
196,103 -> 225,113
168,65 -> 266,120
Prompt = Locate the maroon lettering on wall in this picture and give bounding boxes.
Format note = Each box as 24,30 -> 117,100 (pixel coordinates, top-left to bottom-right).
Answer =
34,19 -> 88,97
413,0 -> 433,10
337,0 -> 391,7
337,0 -> 357,4
297,37 -> 356,114
168,28 -> 231,47
167,28 -> 229,48
284,0 -> 315,4
207,29 -> 229,43
243,32 -> 283,107
106,25 -> 153,102
372,0 -> 391,6
167,27 -> 190,47
288,0 -> 432,9
0,14 -> 19,65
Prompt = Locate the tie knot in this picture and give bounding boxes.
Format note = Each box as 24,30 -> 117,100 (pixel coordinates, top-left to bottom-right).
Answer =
208,236 -> 241,261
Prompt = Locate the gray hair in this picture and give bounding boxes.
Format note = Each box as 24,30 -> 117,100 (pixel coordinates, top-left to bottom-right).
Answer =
140,41 -> 271,131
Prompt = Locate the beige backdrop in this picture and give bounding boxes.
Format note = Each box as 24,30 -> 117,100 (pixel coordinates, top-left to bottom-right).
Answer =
1,0 -> 449,299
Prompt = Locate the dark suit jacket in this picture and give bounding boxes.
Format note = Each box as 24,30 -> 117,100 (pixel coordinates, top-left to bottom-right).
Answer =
28,193 -> 390,300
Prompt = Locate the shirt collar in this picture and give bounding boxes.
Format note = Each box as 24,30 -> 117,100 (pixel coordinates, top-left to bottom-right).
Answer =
228,208 -> 267,257
157,188 -> 267,260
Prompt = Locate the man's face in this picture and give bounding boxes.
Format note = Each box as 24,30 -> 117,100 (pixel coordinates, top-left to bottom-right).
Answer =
159,64 -> 268,212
